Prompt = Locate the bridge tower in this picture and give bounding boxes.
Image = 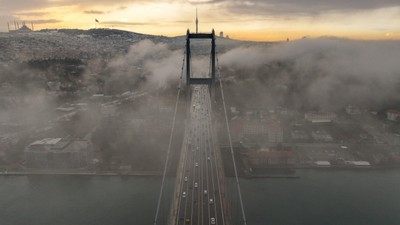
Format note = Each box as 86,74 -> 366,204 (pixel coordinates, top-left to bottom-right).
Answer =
185,29 -> 216,111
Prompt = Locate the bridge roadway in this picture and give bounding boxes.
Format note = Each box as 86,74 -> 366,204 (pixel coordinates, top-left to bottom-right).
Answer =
173,85 -> 226,225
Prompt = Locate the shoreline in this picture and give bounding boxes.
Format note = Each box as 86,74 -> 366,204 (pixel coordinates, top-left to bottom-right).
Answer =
0,170 -> 163,177
1,165 -> 400,177
236,165 -> 400,179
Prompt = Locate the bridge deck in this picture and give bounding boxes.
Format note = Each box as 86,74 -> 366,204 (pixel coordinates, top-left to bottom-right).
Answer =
171,85 -> 227,225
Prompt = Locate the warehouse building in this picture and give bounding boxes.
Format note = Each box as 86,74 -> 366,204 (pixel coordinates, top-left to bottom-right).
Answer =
25,138 -> 93,169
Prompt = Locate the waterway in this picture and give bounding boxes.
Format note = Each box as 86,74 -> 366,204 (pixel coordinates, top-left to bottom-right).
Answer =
240,169 -> 400,225
0,170 -> 399,225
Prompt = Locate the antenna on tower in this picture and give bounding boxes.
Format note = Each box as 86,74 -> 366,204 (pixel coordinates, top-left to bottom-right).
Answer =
196,8 -> 198,34
31,22 -> 34,31
7,22 -> 10,32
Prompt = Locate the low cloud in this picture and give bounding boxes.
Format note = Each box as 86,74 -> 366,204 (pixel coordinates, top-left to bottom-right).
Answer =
31,19 -> 62,24
219,38 -> 400,111
83,10 -> 105,14
188,0 -> 400,17
100,21 -> 158,26
15,11 -> 49,17
84,40 -> 183,94
188,0 -> 217,4
117,6 -> 127,10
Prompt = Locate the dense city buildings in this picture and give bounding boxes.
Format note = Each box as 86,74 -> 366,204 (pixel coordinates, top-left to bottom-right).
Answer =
219,103 -> 400,173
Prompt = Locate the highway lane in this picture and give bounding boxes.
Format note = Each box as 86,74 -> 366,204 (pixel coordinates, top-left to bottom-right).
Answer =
176,85 -> 225,225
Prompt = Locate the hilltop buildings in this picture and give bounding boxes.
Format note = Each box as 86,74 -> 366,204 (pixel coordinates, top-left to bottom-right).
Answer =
9,24 -> 33,33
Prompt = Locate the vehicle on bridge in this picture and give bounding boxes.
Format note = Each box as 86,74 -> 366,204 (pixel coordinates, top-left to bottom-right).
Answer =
211,217 -> 216,224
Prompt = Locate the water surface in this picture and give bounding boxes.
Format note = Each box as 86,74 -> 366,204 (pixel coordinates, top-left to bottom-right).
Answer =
1,170 -> 400,225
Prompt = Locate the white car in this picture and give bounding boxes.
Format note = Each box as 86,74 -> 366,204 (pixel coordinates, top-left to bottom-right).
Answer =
194,182 -> 198,188
195,162 -> 199,167
182,192 -> 186,198
209,198 -> 214,204
184,176 -> 188,182
204,190 -> 208,195
211,217 -> 216,224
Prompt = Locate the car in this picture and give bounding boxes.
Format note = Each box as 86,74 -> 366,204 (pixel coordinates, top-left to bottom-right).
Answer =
195,162 -> 199,167
184,176 -> 188,182
211,217 -> 216,224
209,198 -> 214,204
204,190 -> 208,195
182,192 -> 186,198
207,157 -> 210,160
186,218 -> 191,224
194,182 -> 198,188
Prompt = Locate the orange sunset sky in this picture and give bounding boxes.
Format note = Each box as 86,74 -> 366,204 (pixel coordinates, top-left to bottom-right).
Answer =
1,0 -> 400,41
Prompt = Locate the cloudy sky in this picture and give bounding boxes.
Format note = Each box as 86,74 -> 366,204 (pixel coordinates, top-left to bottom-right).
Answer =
1,0 -> 399,41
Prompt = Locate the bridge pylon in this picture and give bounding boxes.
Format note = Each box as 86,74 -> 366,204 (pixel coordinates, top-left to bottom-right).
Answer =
185,29 -> 216,114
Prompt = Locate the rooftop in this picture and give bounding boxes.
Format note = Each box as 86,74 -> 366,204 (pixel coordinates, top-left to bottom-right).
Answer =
26,138 -> 90,153
30,138 -> 62,146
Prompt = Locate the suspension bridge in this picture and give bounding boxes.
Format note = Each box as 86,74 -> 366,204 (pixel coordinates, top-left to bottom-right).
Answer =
153,29 -> 247,225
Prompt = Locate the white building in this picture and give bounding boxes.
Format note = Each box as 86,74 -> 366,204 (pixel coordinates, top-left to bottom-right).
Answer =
305,111 -> 337,123
346,105 -> 361,115
345,161 -> 371,167
314,161 -> 331,167
387,110 -> 400,121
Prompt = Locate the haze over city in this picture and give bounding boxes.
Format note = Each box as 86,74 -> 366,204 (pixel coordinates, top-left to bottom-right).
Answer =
1,1 -> 400,225
1,0 -> 400,40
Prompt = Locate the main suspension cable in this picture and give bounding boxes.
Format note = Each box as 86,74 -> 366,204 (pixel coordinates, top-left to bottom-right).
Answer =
216,55 -> 248,225
153,50 -> 186,225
